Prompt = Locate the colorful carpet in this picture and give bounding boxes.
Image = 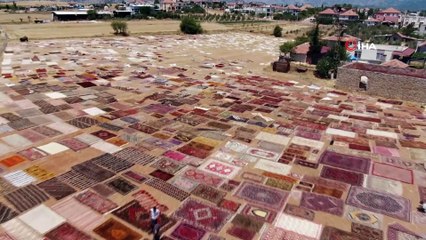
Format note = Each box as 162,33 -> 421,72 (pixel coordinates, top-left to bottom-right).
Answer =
106,177 -> 137,195
171,223 -> 206,240
319,150 -> 371,173
71,161 -> 115,182
145,178 -> 190,201
57,170 -> 99,190
265,178 -> 293,191
346,186 -> 411,221
113,147 -> 157,165
191,184 -> 226,204
37,177 -> 76,200
74,190 -> 118,214
226,225 -> 256,240
284,204 -> 315,221
113,200 -> 174,233
234,182 -> 289,211
182,168 -> 224,187
372,163 -> 413,184
387,223 -> 423,240
4,184 -> 49,212
93,218 -> 142,240
132,189 -> 168,213
90,153 -> 134,173
151,157 -> 185,174
0,202 -> 18,224
312,184 -> 343,198
241,204 -> 277,223
275,214 -> 322,239
218,199 -> 241,212
320,226 -> 361,240
261,226 -> 317,240
199,159 -> 241,179
172,198 -> 231,232
300,192 -> 344,216
351,222 -> 383,240
321,166 -> 364,186
91,183 -> 115,197
241,172 -> 265,183
122,170 -> 148,183
45,222 -> 93,240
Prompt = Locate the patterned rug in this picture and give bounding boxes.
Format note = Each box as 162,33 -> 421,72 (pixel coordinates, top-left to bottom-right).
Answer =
93,218 -> 142,240
321,166 -> 364,186
122,170 -> 148,183
171,223 -> 206,240
151,157 -> 185,174
145,178 -> 190,201
320,226 -> 361,240
37,177 -> 76,200
227,225 -> 256,240
71,161 -> 115,182
218,199 -> 241,212
0,155 -> 25,168
319,150 -> 371,173
234,182 -> 289,211
199,159 -> 241,179
57,170 -> 99,190
345,206 -> 383,229
275,214 -> 322,239
182,168 -> 224,187
284,204 -> 315,221
74,190 -> 118,214
351,222 -> 383,240
346,186 -> 411,221
372,163 -> 413,184
300,192 -> 344,216
261,226 -> 317,240
0,202 -> 18,224
113,147 -> 157,165
91,183 -> 115,197
58,138 -> 89,152
170,176 -> 199,192
113,200 -> 174,233
191,184 -> 226,204
132,190 -> 168,212
45,223 -> 93,240
172,198 -> 231,232
149,169 -> 174,181
4,184 -> 49,212
241,172 -> 265,183
265,178 -> 293,191
18,148 -> 48,161
90,153 -> 134,173
387,223 -> 423,240
241,204 -> 277,223
106,177 -> 137,195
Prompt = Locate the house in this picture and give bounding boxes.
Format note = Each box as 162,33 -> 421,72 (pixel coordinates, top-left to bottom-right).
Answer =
52,10 -> 113,21
374,7 -> 401,25
318,8 -> 338,18
389,32 -> 419,47
338,9 -> 359,22
364,18 -> 381,26
161,0 -> 176,11
290,42 -> 331,64
322,34 -> 359,48
418,24 -> 426,36
418,41 -> 426,53
336,62 -> 426,103
284,4 -> 301,16
355,44 -> 414,64
392,47 -> 416,62
401,12 -> 426,28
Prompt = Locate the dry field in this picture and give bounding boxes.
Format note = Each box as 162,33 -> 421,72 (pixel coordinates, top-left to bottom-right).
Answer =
2,20 -> 231,40
0,1 -> 71,6
0,11 -> 51,23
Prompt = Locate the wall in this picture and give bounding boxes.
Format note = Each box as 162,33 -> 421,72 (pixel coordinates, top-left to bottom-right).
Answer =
336,67 -> 426,103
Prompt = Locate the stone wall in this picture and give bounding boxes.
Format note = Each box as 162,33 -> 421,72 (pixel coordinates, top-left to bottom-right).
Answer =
336,66 -> 426,103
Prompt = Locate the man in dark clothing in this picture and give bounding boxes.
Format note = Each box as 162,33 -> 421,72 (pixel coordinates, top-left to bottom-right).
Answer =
153,222 -> 161,240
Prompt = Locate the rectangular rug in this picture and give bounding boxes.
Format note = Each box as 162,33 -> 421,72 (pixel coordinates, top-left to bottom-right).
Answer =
261,226 -> 317,240
300,192 -> 344,216
199,159 -> 241,180
106,177 -> 137,195
241,204 -> 277,223
312,184 -> 343,199
320,226 -> 361,240
74,190 -> 118,214
57,138 -> 89,152
320,166 -> 364,186
0,202 -> 18,224
150,157 -> 185,174
113,147 -> 157,165
93,218 -> 142,240
265,178 -> 293,191
172,198 -> 231,232
145,178 -> 190,201
4,184 -> 49,212
283,204 -> 315,221
45,222 -> 93,240
346,186 -> 411,221
191,184 -> 226,204
132,190 -> 168,212
122,170 -> 148,183
275,214 -> 322,239
171,223 -> 206,240
91,183 -> 115,197
90,153 -> 134,173
57,170 -> 99,190
72,161 -> 115,182
234,182 -> 289,211
149,169 -> 174,181
319,150 -> 371,173
51,197 -> 103,231
182,168 -> 224,187
372,163 -> 413,184
37,177 -> 76,200
351,222 -> 383,240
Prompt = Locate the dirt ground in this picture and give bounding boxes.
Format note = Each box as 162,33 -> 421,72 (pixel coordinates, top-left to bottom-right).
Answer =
0,11 -> 51,24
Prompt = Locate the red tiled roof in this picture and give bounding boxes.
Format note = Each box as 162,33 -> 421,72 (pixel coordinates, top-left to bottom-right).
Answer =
375,15 -> 399,24
292,42 -> 309,54
340,9 -> 358,17
379,7 -> 401,14
319,8 -> 337,15
286,4 -> 300,11
393,48 -> 415,57
343,62 -> 426,79
322,34 -> 358,42
381,59 -> 409,68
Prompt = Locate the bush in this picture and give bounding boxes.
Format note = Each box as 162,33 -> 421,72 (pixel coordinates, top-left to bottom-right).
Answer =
273,25 -> 282,37
279,42 -> 295,54
180,16 -> 203,34
111,20 -> 128,36
316,57 -> 334,78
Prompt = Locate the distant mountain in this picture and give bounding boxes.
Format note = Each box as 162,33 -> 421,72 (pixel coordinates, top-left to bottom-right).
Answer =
263,0 -> 425,11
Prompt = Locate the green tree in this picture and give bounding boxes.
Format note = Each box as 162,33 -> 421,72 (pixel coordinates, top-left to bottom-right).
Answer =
87,10 -> 98,20
308,24 -> 322,64
273,25 -> 282,37
280,42 -> 295,55
401,23 -> 416,36
180,16 -> 203,34
111,20 -> 128,36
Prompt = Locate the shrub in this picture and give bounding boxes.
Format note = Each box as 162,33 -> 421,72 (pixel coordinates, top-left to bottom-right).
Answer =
111,20 -> 128,36
273,25 -> 282,37
180,16 -> 203,34
279,42 -> 295,54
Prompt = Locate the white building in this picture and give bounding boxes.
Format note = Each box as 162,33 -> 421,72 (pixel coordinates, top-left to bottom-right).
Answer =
401,12 -> 426,28
354,44 -> 410,64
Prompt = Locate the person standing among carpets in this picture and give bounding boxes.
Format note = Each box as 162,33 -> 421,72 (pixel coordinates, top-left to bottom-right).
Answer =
150,206 -> 160,233
153,222 -> 161,240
